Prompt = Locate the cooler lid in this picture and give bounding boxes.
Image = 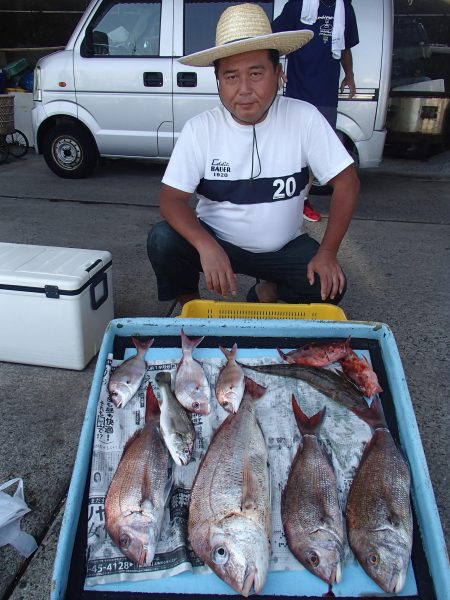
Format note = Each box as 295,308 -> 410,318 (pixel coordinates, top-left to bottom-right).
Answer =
0,243 -> 112,291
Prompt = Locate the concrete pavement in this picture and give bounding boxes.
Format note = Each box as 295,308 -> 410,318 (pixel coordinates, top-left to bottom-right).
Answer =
0,149 -> 449,599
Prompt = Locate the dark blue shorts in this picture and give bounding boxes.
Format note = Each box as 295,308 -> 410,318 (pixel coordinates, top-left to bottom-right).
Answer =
147,220 -> 346,304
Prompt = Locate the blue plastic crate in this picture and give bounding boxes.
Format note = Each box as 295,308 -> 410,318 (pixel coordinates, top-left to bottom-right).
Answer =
51,317 -> 450,599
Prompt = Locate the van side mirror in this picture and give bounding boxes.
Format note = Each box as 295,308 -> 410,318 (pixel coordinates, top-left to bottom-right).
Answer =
81,30 -> 109,57
81,30 -> 94,57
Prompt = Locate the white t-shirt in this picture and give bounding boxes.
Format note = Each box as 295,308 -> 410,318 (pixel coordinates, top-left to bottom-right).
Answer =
162,96 -> 353,253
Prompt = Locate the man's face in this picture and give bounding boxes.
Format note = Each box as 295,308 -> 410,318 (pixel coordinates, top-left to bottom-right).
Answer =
217,50 -> 281,125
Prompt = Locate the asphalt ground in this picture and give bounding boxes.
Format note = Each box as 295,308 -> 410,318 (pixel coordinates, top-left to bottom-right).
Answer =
0,149 -> 449,599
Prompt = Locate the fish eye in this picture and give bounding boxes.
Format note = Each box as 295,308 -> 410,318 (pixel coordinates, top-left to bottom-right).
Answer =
212,546 -> 229,565
111,391 -> 117,397
119,533 -> 130,548
305,550 -> 320,568
367,551 -> 380,566
192,401 -> 200,410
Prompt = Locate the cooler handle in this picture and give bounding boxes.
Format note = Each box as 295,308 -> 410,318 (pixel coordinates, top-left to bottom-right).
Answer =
89,272 -> 108,310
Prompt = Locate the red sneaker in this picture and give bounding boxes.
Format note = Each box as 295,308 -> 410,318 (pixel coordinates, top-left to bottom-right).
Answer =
303,199 -> 321,222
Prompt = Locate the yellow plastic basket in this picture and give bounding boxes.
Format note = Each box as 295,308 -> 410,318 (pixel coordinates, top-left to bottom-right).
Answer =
180,300 -> 347,321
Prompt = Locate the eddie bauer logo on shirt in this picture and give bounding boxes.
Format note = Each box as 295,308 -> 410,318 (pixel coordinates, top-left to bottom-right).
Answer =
210,159 -> 231,178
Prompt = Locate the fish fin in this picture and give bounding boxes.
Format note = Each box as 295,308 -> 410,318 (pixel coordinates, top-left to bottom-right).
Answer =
132,336 -> 154,354
145,382 -> 160,422
344,336 -> 352,353
291,395 -> 326,435
122,429 -> 141,456
155,370 -> 172,386
241,452 -> 258,511
243,376 -> 267,400
350,395 -> 387,429
180,327 -> 204,351
276,347 -> 289,362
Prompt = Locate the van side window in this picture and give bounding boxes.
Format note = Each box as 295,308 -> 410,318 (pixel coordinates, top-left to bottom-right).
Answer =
82,0 -> 161,57
183,0 -> 273,56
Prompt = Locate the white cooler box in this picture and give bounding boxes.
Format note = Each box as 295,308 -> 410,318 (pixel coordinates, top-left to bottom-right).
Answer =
0,243 -> 114,370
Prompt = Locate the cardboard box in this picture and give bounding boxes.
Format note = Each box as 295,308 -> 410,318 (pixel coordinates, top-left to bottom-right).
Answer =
0,243 -> 113,370
51,317 -> 450,599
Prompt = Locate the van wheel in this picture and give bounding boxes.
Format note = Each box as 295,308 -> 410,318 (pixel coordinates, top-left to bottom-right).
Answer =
43,123 -> 98,178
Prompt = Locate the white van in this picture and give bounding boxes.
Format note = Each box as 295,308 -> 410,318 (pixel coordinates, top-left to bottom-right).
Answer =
32,0 -> 393,179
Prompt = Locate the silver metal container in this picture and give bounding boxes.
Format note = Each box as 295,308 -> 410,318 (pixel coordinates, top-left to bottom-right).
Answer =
387,92 -> 450,135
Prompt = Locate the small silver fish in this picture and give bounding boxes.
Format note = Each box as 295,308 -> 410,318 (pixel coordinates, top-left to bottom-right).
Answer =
282,398 -> 344,585
105,382 -> 171,565
346,397 -> 413,593
155,371 -> 195,466
215,344 -> 245,413
108,337 -> 154,408
174,328 -> 211,414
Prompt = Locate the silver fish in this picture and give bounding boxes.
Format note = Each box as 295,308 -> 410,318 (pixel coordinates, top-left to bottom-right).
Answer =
282,397 -> 344,585
105,382 -> 171,565
188,377 -> 271,597
108,336 -> 154,408
155,370 -> 195,466
174,328 -> 211,414
240,361 -> 367,412
346,397 -> 413,593
215,343 -> 245,413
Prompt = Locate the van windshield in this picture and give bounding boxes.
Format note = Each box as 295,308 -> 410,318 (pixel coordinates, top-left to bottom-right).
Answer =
184,1 -> 273,56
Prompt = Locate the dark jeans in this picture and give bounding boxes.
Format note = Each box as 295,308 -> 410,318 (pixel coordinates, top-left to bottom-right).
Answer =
147,220 -> 346,304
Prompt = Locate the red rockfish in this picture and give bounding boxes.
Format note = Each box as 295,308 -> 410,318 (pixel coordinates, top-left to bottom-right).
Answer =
277,337 -> 351,367
339,350 -> 383,398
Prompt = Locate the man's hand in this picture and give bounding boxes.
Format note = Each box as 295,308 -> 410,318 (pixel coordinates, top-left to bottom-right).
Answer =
307,249 -> 345,301
160,184 -> 237,298
198,239 -> 237,299
340,73 -> 356,98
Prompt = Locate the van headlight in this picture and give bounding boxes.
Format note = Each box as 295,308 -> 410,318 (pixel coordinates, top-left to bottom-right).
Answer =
33,66 -> 42,102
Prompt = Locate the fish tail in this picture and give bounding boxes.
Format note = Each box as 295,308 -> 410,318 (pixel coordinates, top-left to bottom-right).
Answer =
181,327 -> 204,351
219,343 -> 237,360
351,395 -> 387,429
244,376 -> 267,400
145,381 -> 160,421
155,370 -> 172,385
132,336 -> 154,353
276,347 -> 289,362
291,394 -> 326,435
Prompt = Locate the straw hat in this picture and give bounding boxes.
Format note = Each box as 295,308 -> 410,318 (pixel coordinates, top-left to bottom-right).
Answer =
179,3 -> 313,67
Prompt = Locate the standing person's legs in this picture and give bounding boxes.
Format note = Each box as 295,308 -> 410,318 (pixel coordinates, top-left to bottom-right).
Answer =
303,105 -> 338,223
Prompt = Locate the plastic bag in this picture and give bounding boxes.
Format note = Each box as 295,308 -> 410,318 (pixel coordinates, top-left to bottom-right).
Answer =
0,478 -> 38,557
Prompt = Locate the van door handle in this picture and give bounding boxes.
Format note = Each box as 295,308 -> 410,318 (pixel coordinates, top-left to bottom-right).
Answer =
177,72 -> 197,88
143,72 -> 163,87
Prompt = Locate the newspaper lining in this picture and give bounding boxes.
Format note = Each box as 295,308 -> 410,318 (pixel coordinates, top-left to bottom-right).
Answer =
85,349 -> 372,587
